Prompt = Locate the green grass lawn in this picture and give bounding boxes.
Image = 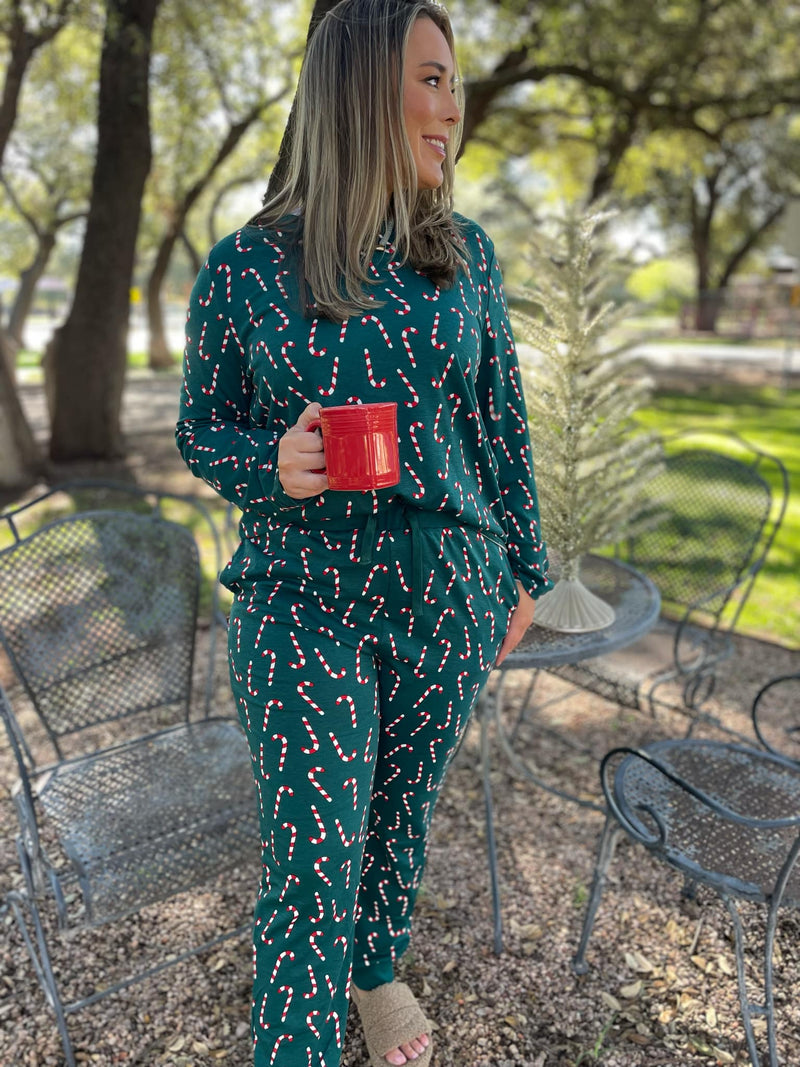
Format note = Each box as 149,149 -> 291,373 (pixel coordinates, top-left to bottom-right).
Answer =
635,383 -> 799,649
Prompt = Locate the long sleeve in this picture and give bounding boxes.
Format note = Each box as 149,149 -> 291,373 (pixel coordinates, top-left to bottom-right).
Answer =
475,240 -> 551,599
175,236 -> 302,511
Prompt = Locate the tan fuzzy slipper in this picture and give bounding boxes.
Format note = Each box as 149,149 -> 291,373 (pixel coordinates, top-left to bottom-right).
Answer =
351,981 -> 434,1067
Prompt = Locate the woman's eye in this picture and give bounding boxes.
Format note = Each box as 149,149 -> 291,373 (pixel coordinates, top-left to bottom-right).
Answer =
425,75 -> 440,87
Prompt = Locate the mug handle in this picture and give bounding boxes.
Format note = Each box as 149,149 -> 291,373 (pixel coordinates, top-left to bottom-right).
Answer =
307,417 -> 325,475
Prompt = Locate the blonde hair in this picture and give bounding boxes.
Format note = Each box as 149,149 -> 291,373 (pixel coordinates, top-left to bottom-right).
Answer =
250,0 -> 467,321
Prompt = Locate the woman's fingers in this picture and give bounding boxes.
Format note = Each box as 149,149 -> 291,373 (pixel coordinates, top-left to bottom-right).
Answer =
278,402 -> 329,498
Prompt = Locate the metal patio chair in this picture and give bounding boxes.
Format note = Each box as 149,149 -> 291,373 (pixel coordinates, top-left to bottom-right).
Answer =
546,431 -> 789,731
0,481 -> 259,1066
572,672 -> 800,1067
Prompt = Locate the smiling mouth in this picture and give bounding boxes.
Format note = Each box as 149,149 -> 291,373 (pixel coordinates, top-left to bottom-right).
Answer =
423,136 -> 447,157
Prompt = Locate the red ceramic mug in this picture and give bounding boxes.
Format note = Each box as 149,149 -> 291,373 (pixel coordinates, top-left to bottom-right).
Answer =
308,402 -> 400,491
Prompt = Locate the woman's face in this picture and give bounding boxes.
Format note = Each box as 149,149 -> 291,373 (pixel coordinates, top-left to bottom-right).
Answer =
402,17 -> 461,190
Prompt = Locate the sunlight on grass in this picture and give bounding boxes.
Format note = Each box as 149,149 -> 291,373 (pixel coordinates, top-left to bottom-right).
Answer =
636,384 -> 799,648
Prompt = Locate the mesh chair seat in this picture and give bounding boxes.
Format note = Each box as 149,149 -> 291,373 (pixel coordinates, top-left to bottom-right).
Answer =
613,740 -> 800,906
37,718 -> 259,925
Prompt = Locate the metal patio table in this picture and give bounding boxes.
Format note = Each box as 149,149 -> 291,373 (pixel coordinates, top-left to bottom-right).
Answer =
479,553 -> 661,952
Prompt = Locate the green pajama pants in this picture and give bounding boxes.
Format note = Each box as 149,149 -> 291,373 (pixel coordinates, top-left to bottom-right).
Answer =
224,503 -> 517,1067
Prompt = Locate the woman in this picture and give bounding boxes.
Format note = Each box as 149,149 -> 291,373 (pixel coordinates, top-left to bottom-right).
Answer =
176,2 -> 551,1064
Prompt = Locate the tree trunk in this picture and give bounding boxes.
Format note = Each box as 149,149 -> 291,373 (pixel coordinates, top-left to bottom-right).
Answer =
47,0 -> 160,462
7,231 -> 57,348
0,331 -> 43,491
145,103 -> 268,370
146,231 -> 178,370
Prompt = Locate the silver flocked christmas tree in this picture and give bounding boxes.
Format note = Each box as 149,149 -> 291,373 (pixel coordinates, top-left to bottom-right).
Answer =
513,206 -> 663,632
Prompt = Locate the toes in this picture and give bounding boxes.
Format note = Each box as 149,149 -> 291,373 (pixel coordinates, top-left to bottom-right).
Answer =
385,1051 -> 408,1066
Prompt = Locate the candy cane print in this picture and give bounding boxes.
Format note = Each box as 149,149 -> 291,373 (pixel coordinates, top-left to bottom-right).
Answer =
456,670 -> 470,700
244,659 -> 260,698
328,730 -> 357,762
260,907 -> 279,946
367,594 -> 385,623
355,634 -> 378,684
394,558 -> 412,592
309,804 -> 327,845
271,268 -> 290,301
422,569 -> 437,605
422,283 -> 440,302
519,441 -> 533,477
438,638 -> 453,671
409,422 -> 425,463
310,890 -> 326,925
335,818 -> 357,846
317,353 -> 339,397
434,699 -> 454,733
362,727 -> 374,765
342,775 -> 358,811
458,628 -> 473,662
361,563 -> 388,597
326,1011 -> 342,1049
396,368 -> 420,407
258,989 -> 269,1029
197,278 -> 215,309
269,1036 -> 293,1065
277,985 -> 294,1023
443,559 -> 457,595
288,384 -> 315,406
245,296 -> 263,327
286,631 -> 306,670
411,685 -> 443,710
238,695 -> 251,732
409,709 -> 431,736
298,680 -> 325,715
335,694 -> 358,728
412,644 -> 428,679
270,949 -> 296,985
364,348 -> 387,388
300,716 -> 320,756
404,461 -> 425,499
361,313 -> 393,346
284,903 -> 300,938
273,784 -> 293,821
432,606 -> 455,638
279,872 -> 300,901
437,443 -> 452,481
310,928 -> 327,960
306,1009 -> 322,1039
314,646 -> 347,680
254,338 -> 278,370
399,605 -> 415,637
401,324 -> 419,366
431,352 -> 455,389
429,736 -> 444,762
199,363 -> 220,396
308,766 -> 333,802
302,963 -> 319,998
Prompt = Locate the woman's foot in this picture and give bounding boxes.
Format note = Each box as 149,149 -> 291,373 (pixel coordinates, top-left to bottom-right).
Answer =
351,981 -> 433,1066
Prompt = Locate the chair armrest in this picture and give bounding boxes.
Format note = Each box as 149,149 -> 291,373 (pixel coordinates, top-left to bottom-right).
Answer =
752,673 -> 800,766
600,745 -> 800,849
0,684 -> 43,862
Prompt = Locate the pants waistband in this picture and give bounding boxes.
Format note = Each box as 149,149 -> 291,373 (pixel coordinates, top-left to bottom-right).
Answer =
350,502 -> 506,617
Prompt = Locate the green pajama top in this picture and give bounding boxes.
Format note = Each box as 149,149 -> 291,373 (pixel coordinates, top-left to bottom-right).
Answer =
176,214 -> 551,600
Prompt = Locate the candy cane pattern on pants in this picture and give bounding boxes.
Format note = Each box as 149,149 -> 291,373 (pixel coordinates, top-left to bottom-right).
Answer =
227,513 -> 519,1066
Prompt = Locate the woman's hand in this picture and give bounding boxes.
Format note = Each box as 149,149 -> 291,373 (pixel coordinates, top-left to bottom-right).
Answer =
496,582 -> 535,665
278,403 -> 330,499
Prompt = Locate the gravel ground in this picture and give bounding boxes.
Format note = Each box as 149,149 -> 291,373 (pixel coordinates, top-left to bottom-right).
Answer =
1,376 -> 799,1067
